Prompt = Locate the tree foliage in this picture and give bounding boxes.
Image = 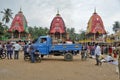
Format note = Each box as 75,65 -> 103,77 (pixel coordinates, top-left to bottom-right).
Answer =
79,31 -> 86,40
66,27 -> 76,41
0,8 -> 13,40
28,26 -> 49,39
113,21 -> 120,32
0,22 -> 10,40
1,8 -> 13,24
65,27 -> 86,41
0,22 -> 4,35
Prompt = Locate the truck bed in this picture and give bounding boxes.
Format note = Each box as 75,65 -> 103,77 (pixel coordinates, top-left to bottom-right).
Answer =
50,44 -> 82,51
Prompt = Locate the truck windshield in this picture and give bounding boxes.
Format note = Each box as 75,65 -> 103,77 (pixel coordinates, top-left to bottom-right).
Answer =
40,38 -> 47,43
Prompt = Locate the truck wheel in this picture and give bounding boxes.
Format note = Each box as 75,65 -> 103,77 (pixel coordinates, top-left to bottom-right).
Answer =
64,53 -> 73,61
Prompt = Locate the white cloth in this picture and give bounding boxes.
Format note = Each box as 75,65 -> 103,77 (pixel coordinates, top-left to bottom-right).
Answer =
13,43 -> 21,51
95,45 -> 101,56
105,55 -> 114,62
109,60 -> 118,65
66,41 -> 73,44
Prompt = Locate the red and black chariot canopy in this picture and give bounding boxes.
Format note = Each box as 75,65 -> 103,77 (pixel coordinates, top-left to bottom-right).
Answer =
49,12 -> 66,34
8,10 -> 28,33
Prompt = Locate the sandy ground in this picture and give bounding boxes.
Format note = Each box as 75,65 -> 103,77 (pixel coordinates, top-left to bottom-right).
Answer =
0,52 -> 119,80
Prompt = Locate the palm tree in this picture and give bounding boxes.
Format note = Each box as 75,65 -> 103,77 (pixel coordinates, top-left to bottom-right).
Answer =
1,8 -> 13,24
0,22 -> 4,35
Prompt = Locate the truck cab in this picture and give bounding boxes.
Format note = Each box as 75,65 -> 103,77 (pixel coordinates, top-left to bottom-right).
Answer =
34,36 -> 52,55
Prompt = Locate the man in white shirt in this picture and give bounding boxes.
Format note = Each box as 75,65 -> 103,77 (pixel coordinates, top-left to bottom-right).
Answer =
13,41 -> 21,59
94,43 -> 101,65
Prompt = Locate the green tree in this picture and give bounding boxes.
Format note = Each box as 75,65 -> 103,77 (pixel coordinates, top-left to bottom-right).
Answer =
28,26 -> 34,38
113,21 -> 120,32
3,26 -> 10,38
28,26 -> 49,39
79,31 -> 86,40
1,8 -> 13,24
67,27 -> 76,41
0,22 -> 4,34
0,22 -> 10,40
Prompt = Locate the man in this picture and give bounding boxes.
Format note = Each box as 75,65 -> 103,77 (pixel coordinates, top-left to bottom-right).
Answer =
42,38 -> 46,43
94,43 -> 101,66
6,42 -> 13,59
23,42 -> 29,56
13,41 -> 21,59
29,41 -> 35,63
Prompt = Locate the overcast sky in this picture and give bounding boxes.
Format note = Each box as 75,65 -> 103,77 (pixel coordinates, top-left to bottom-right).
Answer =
0,0 -> 120,34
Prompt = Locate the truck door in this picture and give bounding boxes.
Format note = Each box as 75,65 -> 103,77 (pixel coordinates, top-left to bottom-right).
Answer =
38,38 -> 49,55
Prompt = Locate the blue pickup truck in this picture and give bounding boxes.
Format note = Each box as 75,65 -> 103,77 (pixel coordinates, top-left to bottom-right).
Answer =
33,36 -> 82,61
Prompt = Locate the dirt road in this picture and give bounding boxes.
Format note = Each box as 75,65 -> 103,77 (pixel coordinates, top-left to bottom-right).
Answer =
0,52 -> 119,80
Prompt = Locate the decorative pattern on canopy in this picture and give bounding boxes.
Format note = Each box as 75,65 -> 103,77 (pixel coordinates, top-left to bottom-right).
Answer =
8,10 -> 28,33
86,11 -> 106,34
49,13 -> 66,34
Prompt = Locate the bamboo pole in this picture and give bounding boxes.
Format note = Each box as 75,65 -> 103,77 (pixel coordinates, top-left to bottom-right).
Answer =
117,44 -> 120,79
118,49 -> 120,79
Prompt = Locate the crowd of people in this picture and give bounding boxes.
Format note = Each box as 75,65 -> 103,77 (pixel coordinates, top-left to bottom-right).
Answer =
0,41 -> 21,59
0,41 -> 38,63
0,41 -> 120,65
81,42 -> 120,66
